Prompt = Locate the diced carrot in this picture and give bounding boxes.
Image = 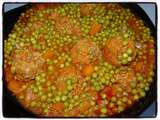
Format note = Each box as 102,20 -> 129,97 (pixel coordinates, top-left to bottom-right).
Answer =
8,80 -> 23,94
57,82 -> 67,92
35,4 -> 47,10
80,4 -> 92,16
103,47 -> 120,67
87,87 -> 97,96
82,64 -> 94,76
38,34 -> 45,43
72,84 -> 83,96
43,50 -> 54,59
50,102 -> 64,112
132,61 -> 144,73
102,37 -> 124,67
19,51 -> 28,60
80,100 -> 91,113
89,21 -> 102,35
25,88 -> 37,101
94,109 -> 101,116
5,65 -> 14,82
102,87 -> 115,100
95,93 -> 102,105
128,17 -> 142,34
68,106 -> 80,116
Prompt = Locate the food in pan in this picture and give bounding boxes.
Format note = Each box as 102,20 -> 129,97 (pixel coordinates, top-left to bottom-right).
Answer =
4,3 -> 155,117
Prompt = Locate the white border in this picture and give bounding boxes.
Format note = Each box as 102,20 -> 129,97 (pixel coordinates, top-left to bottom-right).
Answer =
0,0 -> 159,120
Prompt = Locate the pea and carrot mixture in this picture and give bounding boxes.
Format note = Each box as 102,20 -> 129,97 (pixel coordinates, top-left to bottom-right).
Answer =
4,3 -> 155,117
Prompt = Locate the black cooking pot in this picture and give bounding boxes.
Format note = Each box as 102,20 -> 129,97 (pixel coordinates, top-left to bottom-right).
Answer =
2,3 -> 157,118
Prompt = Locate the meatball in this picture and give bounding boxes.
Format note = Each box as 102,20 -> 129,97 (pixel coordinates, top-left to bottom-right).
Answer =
103,36 -> 136,67
11,48 -> 45,80
55,66 -> 82,92
114,68 -> 136,87
51,13 -> 82,37
71,40 -> 102,67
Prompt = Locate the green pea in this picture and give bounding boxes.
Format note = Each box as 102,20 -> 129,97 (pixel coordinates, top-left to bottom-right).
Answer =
55,96 -> 61,102
127,48 -> 132,55
117,100 -> 122,105
64,101 -> 69,107
130,82 -> 136,88
95,85 -> 101,91
35,75 -> 41,81
123,41 -> 128,46
101,94 -> 106,99
144,86 -> 149,91
65,61 -> 70,67
67,57 -> 72,62
41,78 -> 46,83
41,95 -> 47,101
94,66 -> 98,71
53,59 -> 58,64
47,98 -> 52,103
127,57 -> 132,62
111,78 -> 116,83
38,86 -> 43,91
92,73 -> 98,78
124,33 -> 129,38
147,77 -> 153,83
122,53 -> 128,58
139,83 -> 145,89
132,89 -> 137,94
44,108 -> 49,113
48,92 -> 52,97
111,96 -> 116,102
30,101 -> 36,107
74,95 -> 79,100
67,85 -> 73,91
101,78 -> 106,84
121,59 -> 128,64
140,91 -> 146,97
48,66 -> 53,71
41,73 -> 46,78
82,82 -> 87,87
91,101 -> 95,106
101,107 -> 107,114
133,94 -> 139,100
51,86 -> 56,90
122,97 -> 127,103
118,106 -> 124,112
60,64 -> 65,68
138,75 -> 144,81
61,95 -> 67,101
33,87 -> 38,93
38,91 -> 43,96
19,95 -> 24,99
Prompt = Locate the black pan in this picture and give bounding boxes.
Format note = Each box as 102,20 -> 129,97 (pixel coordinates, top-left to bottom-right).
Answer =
2,3 -> 157,118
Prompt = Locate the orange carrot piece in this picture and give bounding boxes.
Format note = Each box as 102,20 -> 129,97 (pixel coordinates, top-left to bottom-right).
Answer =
80,100 -> 91,113
80,4 -> 91,16
43,50 -> 54,59
50,102 -> 64,112
82,64 -> 94,76
89,21 -> 102,35
8,80 -> 23,94
5,65 -> 14,82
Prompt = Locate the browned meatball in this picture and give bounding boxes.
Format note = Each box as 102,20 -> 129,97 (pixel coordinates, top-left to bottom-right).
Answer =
103,36 -> 136,67
114,68 -> 136,87
11,48 -> 45,80
51,13 -> 82,37
71,40 -> 102,67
